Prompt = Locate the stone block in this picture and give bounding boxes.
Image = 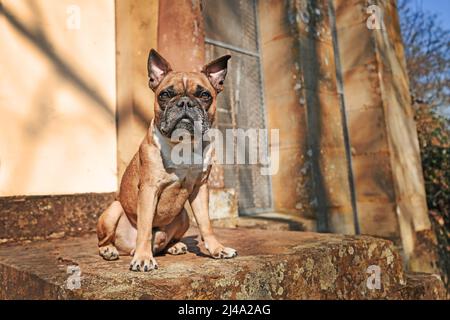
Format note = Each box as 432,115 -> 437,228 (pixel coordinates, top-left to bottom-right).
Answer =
352,154 -> 395,202
357,201 -> 399,238
0,228 -> 444,299
347,107 -> 390,155
336,23 -> 376,71
342,62 -> 383,111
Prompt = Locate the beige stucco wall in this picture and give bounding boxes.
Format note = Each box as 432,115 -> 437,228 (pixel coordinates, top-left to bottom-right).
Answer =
0,0 -> 117,196
116,0 -> 159,182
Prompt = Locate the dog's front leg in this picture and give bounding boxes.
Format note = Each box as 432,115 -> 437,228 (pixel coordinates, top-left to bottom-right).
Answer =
190,183 -> 237,259
130,185 -> 158,272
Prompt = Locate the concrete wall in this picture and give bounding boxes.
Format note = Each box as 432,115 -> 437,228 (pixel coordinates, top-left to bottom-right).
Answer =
371,1 -> 431,270
259,1 -> 434,271
0,0 -> 117,196
259,0 -> 355,234
333,0 -> 400,239
258,0 -> 311,219
333,0 -> 434,270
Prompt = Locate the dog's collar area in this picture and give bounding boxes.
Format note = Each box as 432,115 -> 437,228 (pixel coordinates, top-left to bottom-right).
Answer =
152,120 -> 213,171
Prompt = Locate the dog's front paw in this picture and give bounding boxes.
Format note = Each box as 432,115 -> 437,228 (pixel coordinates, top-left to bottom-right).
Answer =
99,245 -> 119,261
211,246 -> 238,259
129,252 -> 158,272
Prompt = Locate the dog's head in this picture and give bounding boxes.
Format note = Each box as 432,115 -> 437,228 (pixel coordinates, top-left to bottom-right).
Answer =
147,49 -> 230,138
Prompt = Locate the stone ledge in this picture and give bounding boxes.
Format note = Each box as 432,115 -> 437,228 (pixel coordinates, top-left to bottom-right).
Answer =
0,228 -> 445,299
0,193 -> 115,243
211,212 -> 315,231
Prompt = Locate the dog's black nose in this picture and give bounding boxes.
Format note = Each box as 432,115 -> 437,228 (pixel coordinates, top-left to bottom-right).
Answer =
176,97 -> 193,108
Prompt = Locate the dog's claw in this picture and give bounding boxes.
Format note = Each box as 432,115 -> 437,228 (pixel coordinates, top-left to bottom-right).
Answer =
129,256 -> 158,272
212,247 -> 238,259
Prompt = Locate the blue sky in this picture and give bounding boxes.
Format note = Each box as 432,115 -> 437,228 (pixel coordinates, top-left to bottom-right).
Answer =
407,0 -> 450,30
420,0 -> 450,117
401,1 -> 450,117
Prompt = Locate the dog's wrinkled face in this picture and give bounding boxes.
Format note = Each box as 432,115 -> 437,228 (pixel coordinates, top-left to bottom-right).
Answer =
155,72 -> 215,136
147,49 -> 230,137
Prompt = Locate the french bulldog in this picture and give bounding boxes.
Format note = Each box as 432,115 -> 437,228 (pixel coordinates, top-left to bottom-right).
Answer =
97,49 -> 237,272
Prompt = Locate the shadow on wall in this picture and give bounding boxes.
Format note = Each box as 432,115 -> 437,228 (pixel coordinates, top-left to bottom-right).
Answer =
287,0 -> 338,233
0,1 -> 118,195
2,3 -> 114,119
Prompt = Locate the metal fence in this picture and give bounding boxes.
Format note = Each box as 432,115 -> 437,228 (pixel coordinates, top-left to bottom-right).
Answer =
203,0 -> 272,214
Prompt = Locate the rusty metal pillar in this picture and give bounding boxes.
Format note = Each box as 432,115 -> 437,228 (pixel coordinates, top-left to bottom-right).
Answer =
157,0 -> 236,222
157,0 -> 223,189
157,0 -> 205,72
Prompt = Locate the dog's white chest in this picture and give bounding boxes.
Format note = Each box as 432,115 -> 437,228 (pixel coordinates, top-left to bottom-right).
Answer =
152,122 -> 212,190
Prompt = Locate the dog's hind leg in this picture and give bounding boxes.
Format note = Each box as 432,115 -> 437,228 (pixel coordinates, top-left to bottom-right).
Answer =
158,209 -> 190,255
97,201 -> 124,260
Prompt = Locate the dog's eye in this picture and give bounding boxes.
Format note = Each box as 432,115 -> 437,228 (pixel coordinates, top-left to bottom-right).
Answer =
200,91 -> 211,100
159,91 -> 171,100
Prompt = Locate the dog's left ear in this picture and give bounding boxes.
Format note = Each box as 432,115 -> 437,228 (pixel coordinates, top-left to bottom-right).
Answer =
148,49 -> 172,91
202,55 -> 231,93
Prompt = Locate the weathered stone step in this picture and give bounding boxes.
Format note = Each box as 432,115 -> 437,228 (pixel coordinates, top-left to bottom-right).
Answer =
0,228 -> 445,299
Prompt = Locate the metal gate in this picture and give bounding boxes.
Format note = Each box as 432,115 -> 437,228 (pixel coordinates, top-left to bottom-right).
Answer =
203,0 -> 272,214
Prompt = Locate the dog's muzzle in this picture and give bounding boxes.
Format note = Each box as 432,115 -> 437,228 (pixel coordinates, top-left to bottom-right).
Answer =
160,98 -> 210,137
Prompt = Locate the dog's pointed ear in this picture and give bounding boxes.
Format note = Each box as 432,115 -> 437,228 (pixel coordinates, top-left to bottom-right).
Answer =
147,49 -> 172,91
202,55 -> 231,93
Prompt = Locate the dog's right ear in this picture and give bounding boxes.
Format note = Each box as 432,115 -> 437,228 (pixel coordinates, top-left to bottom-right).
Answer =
202,55 -> 231,93
147,49 -> 172,91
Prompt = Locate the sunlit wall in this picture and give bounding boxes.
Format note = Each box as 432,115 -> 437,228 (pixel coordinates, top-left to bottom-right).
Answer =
0,0 -> 117,196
